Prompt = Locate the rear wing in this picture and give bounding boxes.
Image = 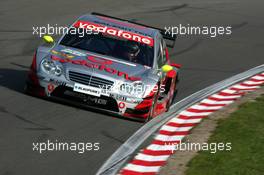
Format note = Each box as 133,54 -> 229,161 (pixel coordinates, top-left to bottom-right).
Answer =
91,12 -> 176,48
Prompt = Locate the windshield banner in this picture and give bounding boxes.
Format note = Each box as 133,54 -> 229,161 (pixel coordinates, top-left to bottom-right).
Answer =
73,20 -> 154,47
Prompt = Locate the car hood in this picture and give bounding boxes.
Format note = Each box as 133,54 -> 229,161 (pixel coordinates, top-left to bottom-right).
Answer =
49,45 -> 157,83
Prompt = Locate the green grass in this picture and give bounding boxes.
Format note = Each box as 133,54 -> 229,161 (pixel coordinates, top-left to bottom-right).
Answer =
185,95 -> 264,175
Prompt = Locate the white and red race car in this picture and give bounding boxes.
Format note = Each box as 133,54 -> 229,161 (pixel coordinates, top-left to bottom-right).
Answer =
25,12 -> 181,122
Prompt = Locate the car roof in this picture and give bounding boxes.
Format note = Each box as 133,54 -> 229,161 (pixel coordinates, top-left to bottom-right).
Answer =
78,14 -> 160,38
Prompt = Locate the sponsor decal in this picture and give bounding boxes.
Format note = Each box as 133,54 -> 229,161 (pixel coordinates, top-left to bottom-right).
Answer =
47,83 -> 55,92
73,83 -> 101,97
51,50 -> 75,59
110,94 -> 141,104
118,102 -> 126,109
60,48 -> 86,57
51,55 -> 141,81
86,96 -> 107,105
100,88 -> 110,97
73,20 -> 154,47
64,90 -> 86,99
110,94 -> 127,101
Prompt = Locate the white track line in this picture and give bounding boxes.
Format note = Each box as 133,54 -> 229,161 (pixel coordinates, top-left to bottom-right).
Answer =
190,104 -> 224,110
135,153 -> 170,162
160,125 -> 193,132
155,135 -> 185,142
147,144 -> 177,151
231,84 -> 259,90
179,111 -> 213,117
123,164 -> 160,173
169,118 -> 202,124
211,94 -> 241,99
201,99 -> 234,105
251,75 -> 264,80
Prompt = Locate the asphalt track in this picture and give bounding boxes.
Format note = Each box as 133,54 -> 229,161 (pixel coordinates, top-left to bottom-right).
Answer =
0,0 -> 263,175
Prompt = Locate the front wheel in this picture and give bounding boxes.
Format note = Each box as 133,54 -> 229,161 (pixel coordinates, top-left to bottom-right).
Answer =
166,75 -> 179,112
144,92 -> 158,123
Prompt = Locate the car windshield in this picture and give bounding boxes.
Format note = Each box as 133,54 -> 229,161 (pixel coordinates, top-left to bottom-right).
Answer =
60,28 -> 154,67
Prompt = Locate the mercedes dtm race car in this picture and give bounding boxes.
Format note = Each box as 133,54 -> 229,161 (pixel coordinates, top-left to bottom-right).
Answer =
25,12 -> 181,122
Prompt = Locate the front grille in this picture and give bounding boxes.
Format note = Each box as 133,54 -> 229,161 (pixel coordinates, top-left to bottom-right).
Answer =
50,86 -> 119,112
69,71 -> 114,89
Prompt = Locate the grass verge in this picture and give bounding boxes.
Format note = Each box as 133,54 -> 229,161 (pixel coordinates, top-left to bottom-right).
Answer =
185,94 -> 264,175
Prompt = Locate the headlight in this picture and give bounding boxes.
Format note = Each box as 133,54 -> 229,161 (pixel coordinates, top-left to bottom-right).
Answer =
119,81 -> 146,97
41,59 -> 63,76
54,65 -> 63,76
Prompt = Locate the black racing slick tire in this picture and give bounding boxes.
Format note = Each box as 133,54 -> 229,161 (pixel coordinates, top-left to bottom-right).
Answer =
166,75 -> 179,112
144,91 -> 158,123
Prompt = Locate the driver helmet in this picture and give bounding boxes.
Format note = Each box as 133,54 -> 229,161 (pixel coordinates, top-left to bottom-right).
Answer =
125,43 -> 140,62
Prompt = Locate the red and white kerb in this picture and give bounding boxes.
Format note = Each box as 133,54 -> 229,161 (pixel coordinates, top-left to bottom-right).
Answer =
74,20 -> 154,47
119,72 -> 264,175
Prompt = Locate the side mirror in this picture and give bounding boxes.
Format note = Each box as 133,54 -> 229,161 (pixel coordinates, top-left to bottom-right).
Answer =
162,65 -> 176,78
170,63 -> 182,69
161,64 -> 173,73
42,35 -> 54,44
